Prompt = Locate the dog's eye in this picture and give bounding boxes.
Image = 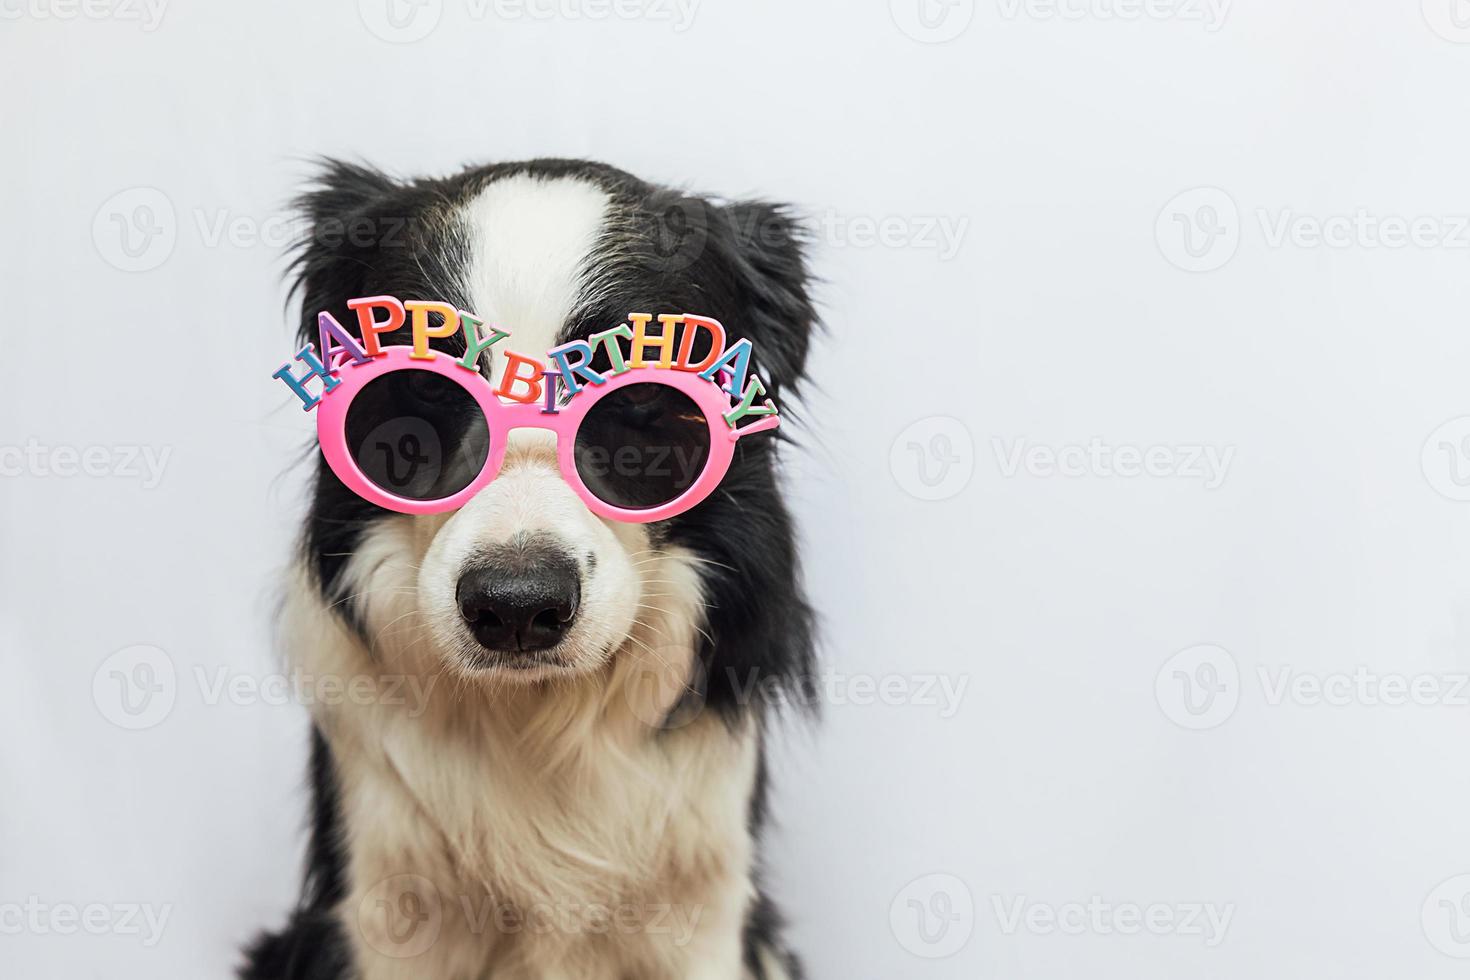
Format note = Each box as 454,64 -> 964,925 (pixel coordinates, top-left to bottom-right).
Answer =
573,384 -> 711,512
342,370 -> 489,502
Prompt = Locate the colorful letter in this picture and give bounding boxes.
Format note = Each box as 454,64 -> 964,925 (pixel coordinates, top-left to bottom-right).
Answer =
629,313 -> 677,369
458,313 -> 509,370
405,300 -> 461,361
698,337 -> 753,396
347,295 -> 406,356
673,314 -> 726,373
317,311 -> 371,371
547,340 -> 607,396
273,343 -> 339,411
723,374 -> 779,427
495,351 -> 545,404
590,323 -> 633,376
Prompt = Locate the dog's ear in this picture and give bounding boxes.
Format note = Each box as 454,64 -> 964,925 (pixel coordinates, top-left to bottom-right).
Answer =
287,159 -> 400,348
717,200 -> 818,402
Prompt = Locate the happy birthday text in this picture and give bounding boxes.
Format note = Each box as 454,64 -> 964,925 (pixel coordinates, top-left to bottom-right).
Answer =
271,296 -> 778,429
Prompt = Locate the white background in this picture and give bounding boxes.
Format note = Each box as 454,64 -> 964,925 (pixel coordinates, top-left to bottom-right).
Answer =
4,0 -> 1470,976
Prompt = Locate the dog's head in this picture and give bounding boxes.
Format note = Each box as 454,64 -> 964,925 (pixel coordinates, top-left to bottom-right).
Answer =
289,159 -> 815,717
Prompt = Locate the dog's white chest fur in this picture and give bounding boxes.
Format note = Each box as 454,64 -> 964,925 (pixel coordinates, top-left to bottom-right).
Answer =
284,546 -> 766,979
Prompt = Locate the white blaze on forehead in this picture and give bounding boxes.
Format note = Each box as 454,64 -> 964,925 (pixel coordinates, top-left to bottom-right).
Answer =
459,174 -> 611,380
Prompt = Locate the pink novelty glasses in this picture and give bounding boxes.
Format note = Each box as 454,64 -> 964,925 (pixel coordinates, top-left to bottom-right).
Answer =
313,346 -> 780,522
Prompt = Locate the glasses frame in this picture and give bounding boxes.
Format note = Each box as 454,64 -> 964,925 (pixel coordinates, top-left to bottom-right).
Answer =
315,345 -> 779,522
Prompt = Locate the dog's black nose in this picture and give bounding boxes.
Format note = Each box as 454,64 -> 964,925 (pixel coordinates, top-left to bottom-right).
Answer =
456,559 -> 580,654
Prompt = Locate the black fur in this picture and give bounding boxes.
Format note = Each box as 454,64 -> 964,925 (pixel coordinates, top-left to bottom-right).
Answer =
243,158 -> 818,978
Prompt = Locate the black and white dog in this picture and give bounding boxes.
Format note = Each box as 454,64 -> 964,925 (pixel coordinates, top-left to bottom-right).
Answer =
242,159 -> 817,979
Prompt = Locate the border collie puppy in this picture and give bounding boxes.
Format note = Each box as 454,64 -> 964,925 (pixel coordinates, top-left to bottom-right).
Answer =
242,159 -> 817,980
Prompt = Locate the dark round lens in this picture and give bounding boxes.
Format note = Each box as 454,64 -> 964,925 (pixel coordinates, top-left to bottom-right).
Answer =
343,370 -> 490,501
573,384 -> 710,511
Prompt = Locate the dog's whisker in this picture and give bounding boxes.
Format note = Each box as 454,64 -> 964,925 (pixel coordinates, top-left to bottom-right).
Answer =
325,587 -> 419,613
